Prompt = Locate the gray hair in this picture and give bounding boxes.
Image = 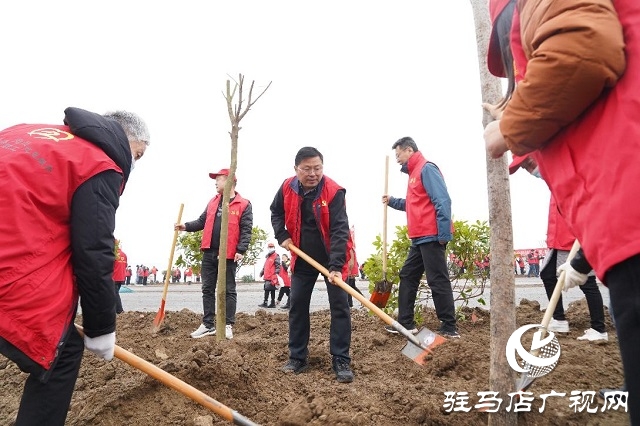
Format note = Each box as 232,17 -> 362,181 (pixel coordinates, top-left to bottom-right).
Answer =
103,111 -> 150,145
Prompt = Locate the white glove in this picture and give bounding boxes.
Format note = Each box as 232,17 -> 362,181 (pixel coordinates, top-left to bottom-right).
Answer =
84,332 -> 116,361
558,262 -> 588,291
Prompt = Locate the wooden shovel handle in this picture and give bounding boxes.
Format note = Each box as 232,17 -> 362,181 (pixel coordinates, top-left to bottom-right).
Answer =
382,155 -> 389,275
161,203 -> 184,302
288,244 -> 425,349
75,324 -> 257,425
541,239 -> 581,330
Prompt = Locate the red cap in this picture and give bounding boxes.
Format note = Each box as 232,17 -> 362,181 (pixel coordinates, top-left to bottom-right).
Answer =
487,0 -> 514,78
508,154 -> 529,175
209,168 -> 237,181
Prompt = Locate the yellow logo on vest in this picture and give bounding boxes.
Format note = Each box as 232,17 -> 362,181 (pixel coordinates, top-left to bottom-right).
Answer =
230,209 -> 240,215
29,128 -> 74,142
409,177 -> 417,184
321,200 -> 327,206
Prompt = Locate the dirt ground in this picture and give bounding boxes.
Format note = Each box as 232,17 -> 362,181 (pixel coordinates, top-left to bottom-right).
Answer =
0,299 -> 629,426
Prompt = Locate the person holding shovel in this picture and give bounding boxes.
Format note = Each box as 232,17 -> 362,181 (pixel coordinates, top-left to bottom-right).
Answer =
0,107 -> 150,426
175,169 -> 253,340
508,154 -> 607,342
270,146 -> 356,383
485,0 -> 639,422
383,136 -> 459,338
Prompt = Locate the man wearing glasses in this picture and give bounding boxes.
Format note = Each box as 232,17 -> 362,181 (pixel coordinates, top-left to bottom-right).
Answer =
383,136 -> 459,338
270,146 -> 355,383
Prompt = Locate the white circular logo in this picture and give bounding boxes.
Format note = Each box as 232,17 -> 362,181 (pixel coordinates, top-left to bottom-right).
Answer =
505,324 -> 561,378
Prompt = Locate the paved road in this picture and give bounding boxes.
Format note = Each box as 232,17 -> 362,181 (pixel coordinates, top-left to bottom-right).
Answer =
117,277 -> 610,314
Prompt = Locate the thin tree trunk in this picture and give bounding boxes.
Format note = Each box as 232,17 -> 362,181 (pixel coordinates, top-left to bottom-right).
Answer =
217,75 -> 271,341
469,1 -> 517,424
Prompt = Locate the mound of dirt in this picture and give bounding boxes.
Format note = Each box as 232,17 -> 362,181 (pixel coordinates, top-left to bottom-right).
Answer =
0,300 -> 628,425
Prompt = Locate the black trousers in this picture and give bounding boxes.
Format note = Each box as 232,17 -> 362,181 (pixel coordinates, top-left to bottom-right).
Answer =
277,287 -> 290,302
263,287 -> 275,303
201,252 -> 237,327
114,281 -> 124,314
398,242 -> 457,333
607,254 -> 640,426
288,270 -> 351,361
540,250 -> 605,333
0,322 -> 84,426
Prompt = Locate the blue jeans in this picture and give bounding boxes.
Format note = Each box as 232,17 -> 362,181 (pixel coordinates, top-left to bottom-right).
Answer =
288,270 -> 351,361
201,251 -> 237,327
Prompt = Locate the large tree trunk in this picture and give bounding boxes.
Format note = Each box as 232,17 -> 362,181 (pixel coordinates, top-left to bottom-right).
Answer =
469,1 -> 517,424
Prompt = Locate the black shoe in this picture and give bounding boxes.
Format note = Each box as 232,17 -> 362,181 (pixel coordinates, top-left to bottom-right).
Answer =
332,357 -> 354,383
281,358 -> 309,374
267,301 -> 276,308
384,325 -> 399,334
598,385 -> 627,400
258,302 -> 268,308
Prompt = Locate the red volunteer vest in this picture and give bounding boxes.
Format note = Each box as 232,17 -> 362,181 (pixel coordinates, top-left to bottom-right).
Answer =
278,265 -> 291,287
112,249 -> 128,282
405,152 -> 438,239
0,124 -> 122,369
281,176 -> 354,279
262,252 -> 279,281
200,192 -> 250,259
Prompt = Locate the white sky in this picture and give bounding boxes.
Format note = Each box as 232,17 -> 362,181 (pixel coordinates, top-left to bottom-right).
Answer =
1,1 -> 550,272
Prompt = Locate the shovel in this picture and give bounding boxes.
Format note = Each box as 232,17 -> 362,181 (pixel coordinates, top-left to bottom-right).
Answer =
370,155 -> 393,308
288,244 -> 446,365
516,239 -> 581,393
75,325 -> 258,426
152,203 -> 184,333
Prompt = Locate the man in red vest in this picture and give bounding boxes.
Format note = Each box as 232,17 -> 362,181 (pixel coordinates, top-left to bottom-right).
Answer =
113,239 -> 128,314
175,168 -> 253,340
271,146 -> 355,383
0,107 -> 150,425
383,137 -> 458,338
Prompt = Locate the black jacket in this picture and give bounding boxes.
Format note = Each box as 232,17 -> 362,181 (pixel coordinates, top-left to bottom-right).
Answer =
65,107 -> 132,337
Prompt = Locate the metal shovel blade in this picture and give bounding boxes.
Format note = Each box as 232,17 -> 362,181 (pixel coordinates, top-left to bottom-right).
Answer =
401,328 -> 447,365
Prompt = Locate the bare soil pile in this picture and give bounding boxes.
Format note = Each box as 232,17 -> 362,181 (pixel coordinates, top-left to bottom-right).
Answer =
0,299 -> 628,425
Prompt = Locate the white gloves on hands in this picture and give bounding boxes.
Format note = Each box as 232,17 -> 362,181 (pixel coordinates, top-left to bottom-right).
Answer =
84,332 -> 116,361
559,262 -> 589,291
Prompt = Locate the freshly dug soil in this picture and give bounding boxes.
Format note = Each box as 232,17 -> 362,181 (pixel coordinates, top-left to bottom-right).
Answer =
0,299 -> 628,425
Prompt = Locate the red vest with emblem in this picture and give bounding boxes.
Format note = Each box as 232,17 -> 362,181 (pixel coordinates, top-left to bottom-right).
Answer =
200,192 -> 249,259
405,151 -> 438,239
0,124 -> 122,369
281,176 -> 354,279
